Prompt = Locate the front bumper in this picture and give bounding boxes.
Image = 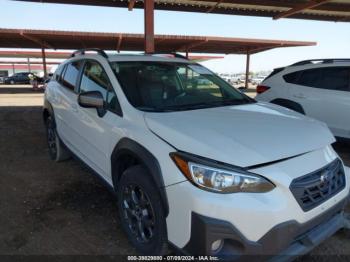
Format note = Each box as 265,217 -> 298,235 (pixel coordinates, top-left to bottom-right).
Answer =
165,147 -> 350,257
181,196 -> 348,258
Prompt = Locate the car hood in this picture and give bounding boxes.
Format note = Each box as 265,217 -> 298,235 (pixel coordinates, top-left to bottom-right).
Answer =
144,102 -> 335,168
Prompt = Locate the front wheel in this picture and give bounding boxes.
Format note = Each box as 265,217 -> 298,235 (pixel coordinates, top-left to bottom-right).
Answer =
45,115 -> 70,162
117,165 -> 168,255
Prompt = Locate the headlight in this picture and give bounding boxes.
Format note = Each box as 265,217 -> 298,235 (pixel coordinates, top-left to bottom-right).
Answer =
170,152 -> 275,193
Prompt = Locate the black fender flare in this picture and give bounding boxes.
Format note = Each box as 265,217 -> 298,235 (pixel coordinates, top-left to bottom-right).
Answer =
111,138 -> 169,217
43,99 -> 55,126
270,98 -> 305,115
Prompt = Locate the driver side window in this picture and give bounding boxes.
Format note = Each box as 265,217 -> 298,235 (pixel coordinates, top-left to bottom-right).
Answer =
80,60 -> 122,116
177,66 -> 224,98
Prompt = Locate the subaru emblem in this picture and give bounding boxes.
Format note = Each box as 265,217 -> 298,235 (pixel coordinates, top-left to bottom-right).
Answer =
320,171 -> 330,185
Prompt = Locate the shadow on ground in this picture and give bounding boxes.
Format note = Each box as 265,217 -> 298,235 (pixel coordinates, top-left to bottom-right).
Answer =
0,87 -> 43,94
0,106 -> 133,255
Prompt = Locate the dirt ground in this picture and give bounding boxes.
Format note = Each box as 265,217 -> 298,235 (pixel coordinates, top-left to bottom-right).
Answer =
0,85 -> 349,259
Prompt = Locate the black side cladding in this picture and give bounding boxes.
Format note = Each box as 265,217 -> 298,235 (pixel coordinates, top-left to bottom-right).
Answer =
270,98 -> 305,114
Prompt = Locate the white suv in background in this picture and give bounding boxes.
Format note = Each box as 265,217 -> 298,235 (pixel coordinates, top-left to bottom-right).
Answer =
43,50 -> 349,258
256,59 -> 350,141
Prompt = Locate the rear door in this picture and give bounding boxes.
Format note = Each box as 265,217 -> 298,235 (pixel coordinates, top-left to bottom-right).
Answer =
53,60 -> 84,150
12,73 -> 20,83
288,66 -> 350,138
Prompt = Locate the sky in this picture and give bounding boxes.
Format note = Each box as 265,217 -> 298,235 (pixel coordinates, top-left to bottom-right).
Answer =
1,0 -> 350,73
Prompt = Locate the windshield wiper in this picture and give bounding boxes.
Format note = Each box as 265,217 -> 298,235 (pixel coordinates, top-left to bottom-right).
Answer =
161,99 -> 252,111
136,106 -> 173,112
161,102 -> 218,111
213,99 -> 254,106
138,98 -> 255,112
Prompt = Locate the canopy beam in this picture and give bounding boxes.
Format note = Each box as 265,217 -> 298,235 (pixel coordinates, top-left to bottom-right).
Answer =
274,0 -> 331,20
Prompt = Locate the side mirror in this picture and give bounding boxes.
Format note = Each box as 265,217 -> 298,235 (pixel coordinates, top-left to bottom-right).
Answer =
78,91 -> 106,117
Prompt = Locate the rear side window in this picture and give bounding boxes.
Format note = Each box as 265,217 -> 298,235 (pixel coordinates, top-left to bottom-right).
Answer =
298,68 -> 322,87
298,67 -> 350,91
283,71 -> 301,84
54,65 -> 64,82
317,67 -> 350,91
61,61 -> 83,91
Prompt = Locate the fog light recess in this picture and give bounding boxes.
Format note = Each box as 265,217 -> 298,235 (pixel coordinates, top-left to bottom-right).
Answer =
211,239 -> 224,253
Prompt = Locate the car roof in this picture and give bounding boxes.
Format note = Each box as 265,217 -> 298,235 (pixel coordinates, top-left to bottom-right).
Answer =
267,60 -> 350,77
285,59 -> 350,71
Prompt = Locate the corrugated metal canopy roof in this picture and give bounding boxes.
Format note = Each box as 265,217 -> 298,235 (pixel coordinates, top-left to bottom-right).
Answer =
13,0 -> 350,22
0,51 -> 223,62
0,28 -> 316,54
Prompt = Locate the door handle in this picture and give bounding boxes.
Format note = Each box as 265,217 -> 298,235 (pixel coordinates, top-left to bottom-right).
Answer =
71,104 -> 78,113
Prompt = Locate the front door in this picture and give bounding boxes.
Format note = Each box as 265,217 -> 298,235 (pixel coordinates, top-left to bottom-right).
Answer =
73,60 -> 123,180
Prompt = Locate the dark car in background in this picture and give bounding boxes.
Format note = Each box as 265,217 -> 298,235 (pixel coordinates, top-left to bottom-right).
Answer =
4,72 -> 33,84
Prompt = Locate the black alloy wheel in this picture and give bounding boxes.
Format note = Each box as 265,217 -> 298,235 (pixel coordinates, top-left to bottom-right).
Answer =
121,184 -> 156,243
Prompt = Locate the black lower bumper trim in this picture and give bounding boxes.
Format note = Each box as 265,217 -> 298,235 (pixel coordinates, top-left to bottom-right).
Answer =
181,196 -> 348,259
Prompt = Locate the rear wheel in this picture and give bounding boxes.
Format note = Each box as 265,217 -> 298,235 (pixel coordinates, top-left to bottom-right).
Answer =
45,115 -> 70,162
10,80 -> 15,85
117,165 -> 168,255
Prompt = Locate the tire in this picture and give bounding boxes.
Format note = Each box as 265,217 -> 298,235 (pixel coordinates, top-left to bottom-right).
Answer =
117,165 -> 168,255
45,115 -> 70,162
10,80 -> 15,85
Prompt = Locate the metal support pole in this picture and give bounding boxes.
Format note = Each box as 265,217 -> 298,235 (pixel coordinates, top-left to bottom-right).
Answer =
12,63 -> 15,74
41,47 -> 47,78
144,0 -> 155,53
185,51 -> 189,81
245,51 -> 250,89
27,58 -> 31,72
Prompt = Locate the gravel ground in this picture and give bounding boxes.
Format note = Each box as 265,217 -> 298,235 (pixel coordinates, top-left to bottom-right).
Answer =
0,86 -> 349,260
0,106 -> 134,255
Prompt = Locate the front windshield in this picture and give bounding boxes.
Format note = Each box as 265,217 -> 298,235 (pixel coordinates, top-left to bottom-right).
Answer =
111,61 -> 254,112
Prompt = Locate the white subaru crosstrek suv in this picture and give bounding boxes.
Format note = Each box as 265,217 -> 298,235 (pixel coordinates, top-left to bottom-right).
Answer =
43,50 -> 349,258
256,59 -> 350,141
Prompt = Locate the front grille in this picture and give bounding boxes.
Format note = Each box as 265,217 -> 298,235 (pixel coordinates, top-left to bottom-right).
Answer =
290,159 -> 346,212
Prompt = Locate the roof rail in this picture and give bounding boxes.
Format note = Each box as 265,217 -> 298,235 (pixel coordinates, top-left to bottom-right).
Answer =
291,58 -> 350,66
146,52 -> 189,60
71,48 -> 108,58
